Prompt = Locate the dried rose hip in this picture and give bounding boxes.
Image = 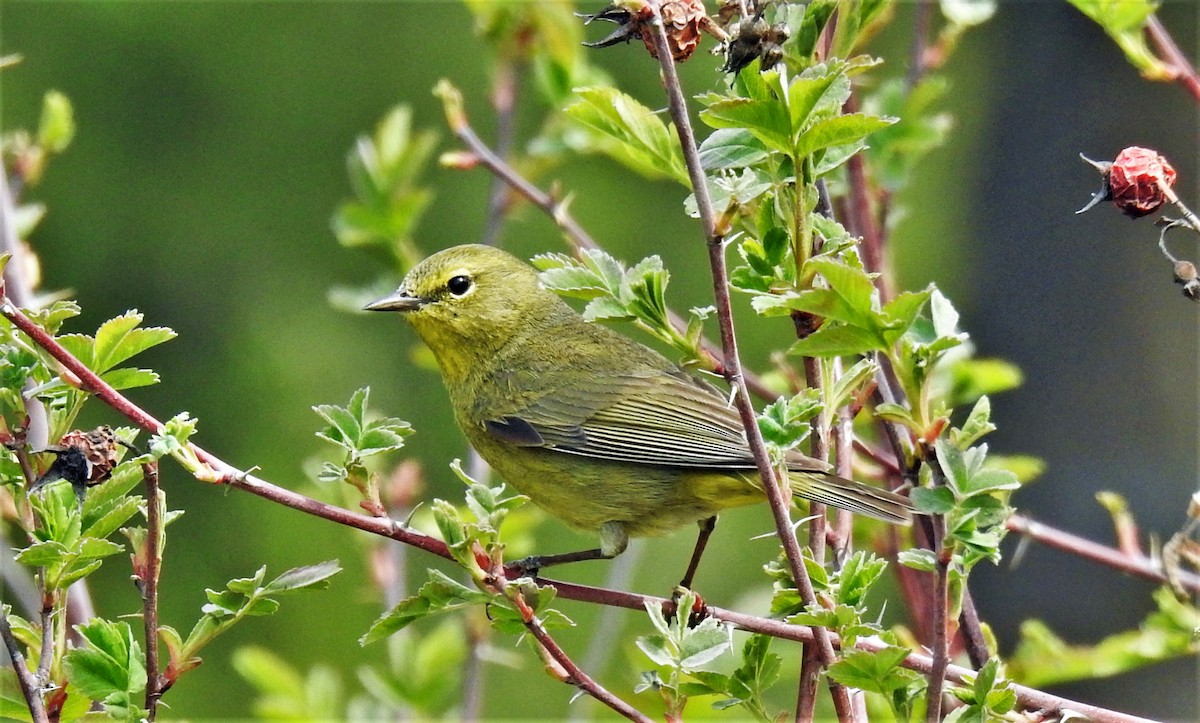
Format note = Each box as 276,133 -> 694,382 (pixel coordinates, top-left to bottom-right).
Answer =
1078,147 -> 1178,218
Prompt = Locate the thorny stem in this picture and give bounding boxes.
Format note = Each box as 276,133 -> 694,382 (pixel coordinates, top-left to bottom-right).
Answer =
438,81 -> 776,401
0,294 -> 1166,721
644,4 -> 854,721
1,605 -> 48,723
1146,14 -> 1200,103
140,462 -> 164,718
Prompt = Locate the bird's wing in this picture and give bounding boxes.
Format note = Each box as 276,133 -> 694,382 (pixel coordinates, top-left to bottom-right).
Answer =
484,369 -> 824,471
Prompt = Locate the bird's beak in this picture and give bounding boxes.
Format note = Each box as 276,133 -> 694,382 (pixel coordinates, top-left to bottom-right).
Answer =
364,289 -> 425,313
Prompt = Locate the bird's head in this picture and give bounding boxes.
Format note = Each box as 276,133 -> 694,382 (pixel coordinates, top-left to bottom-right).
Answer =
366,244 -> 562,381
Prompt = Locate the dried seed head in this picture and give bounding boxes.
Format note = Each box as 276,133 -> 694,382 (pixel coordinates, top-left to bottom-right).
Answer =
1108,146 -> 1177,218
581,0 -> 724,63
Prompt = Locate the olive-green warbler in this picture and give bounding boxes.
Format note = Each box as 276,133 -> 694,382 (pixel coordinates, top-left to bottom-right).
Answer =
367,245 -> 911,563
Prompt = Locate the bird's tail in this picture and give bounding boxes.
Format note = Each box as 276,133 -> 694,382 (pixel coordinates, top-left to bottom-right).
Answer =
789,471 -> 913,525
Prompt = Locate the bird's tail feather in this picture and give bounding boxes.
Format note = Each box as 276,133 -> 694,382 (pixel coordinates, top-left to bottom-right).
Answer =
790,472 -> 913,525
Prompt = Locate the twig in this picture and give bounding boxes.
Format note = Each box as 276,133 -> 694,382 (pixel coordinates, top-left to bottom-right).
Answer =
0,604 -> 48,723
139,462 -> 163,718
436,83 -> 776,401
1006,513 -> 1200,594
35,592 -> 52,685
796,358 -> 828,723
644,4 -> 854,721
505,574 -> 651,723
1146,14 -> 1200,103
925,518 -> 950,722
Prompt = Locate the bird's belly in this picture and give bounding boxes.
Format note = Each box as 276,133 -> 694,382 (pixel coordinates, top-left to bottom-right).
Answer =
472,438 -> 764,537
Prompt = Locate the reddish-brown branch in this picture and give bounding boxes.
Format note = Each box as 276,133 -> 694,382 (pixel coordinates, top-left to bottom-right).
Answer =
1007,513 -> 1200,594
1146,15 -> 1200,103
139,462 -> 164,719
644,5 -> 854,720
0,605 -> 47,723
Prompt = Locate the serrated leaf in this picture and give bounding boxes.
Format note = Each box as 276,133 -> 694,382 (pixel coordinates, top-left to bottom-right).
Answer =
912,486 -> 955,514
796,112 -> 895,160
897,548 -> 937,571
263,560 -> 341,594
789,323 -> 881,357
828,647 -> 916,694
565,87 -> 689,185
697,128 -> 769,170
92,311 -> 176,374
100,367 -> 161,390
15,540 -> 69,566
701,98 -> 793,155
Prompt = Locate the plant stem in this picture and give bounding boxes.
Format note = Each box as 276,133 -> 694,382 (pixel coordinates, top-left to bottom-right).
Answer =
1006,513 -> 1200,594
925,525 -> 950,722
1,604 -> 47,723
644,5 -> 853,721
1146,14 -> 1200,103
140,462 -> 163,719
505,577 -> 651,723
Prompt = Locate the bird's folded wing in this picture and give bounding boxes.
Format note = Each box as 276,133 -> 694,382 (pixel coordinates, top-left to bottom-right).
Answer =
485,370 -> 762,469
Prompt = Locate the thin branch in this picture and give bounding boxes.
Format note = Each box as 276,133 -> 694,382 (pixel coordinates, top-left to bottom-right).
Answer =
797,355 -> 829,723
139,462 -> 163,719
1006,513 -> 1200,594
505,575 -> 651,723
925,520 -> 950,722
35,591 -> 52,686
0,604 -> 48,723
644,4 -> 854,721
1146,14 -> 1200,103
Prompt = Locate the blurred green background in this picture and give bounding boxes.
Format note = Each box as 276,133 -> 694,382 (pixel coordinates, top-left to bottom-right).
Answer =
2,1 -> 1196,719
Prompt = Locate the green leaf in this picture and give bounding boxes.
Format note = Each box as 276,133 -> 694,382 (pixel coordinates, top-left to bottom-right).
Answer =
954,395 -> 996,448
360,570 -> 490,645
15,540 -> 69,567
795,112 -> 896,160
697,128 -> 769,170
912,486 -> 955,514
565,87 -> 689,185
38,89 -> 75,153
898,548 -> 937,572
92,311 -> 177,374
789,323 -> 881,357
828,647 -> 917,695
100,367 -> 161,390
63,619 -> 146,717
785,68 -> 848,131
263,560 -> 342,594
701,97 -> 793,156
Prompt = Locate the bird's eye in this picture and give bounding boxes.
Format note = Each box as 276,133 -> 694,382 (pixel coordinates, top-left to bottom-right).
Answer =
447,274 -> 473,296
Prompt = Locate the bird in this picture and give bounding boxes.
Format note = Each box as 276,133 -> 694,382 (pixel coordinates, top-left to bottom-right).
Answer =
366,244 -> 911,576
